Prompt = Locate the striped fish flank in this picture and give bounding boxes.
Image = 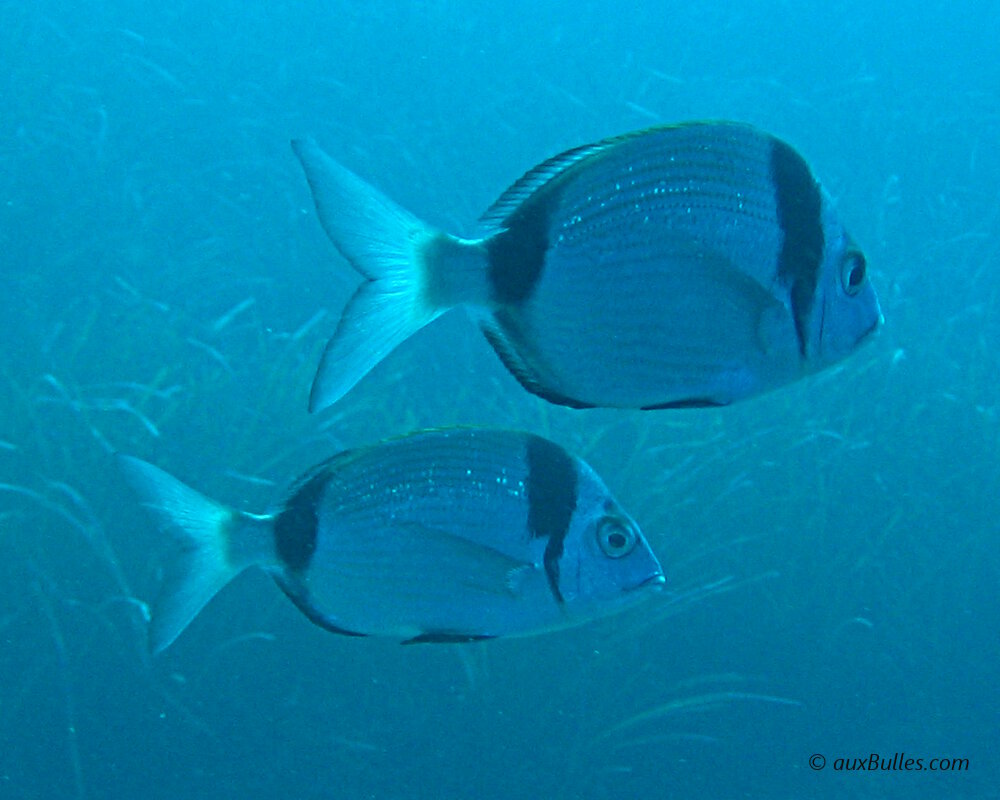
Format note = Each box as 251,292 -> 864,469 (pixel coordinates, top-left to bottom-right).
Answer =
118,429 -> 664,652
292,122 -> 881,411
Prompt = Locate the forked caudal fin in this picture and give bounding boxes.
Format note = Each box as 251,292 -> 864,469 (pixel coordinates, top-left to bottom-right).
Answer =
292,139 -> 477,412
117,454 -> 271,654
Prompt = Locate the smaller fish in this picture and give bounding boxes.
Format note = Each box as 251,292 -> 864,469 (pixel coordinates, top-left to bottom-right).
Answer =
118,429 -> 664,653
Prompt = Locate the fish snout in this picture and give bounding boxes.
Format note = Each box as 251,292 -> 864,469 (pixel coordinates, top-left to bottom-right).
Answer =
634,572 -> 666,592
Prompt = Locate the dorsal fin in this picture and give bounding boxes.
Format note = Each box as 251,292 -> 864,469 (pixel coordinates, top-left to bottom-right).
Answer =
479,140 -> 611,230
479,122 -> 751,231
478,124 -> 700,231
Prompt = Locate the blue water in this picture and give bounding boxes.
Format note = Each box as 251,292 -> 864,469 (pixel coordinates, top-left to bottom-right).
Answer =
2,2 -> 998,798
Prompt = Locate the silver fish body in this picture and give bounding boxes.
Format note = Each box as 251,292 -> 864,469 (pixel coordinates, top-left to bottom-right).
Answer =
292,121 -> 881,412
119,429 -> 663,652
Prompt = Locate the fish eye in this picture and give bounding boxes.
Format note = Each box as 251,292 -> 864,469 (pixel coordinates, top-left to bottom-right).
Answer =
597,517 -> 638,558
841,251 -> 867,296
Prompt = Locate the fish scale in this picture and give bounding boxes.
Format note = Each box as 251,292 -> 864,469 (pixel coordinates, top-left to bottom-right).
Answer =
503,225 -> 791,407
310,431 -> 533,553
547,127 -> 783,285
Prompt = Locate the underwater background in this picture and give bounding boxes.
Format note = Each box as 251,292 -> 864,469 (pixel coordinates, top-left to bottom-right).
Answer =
1,1 -> 998,798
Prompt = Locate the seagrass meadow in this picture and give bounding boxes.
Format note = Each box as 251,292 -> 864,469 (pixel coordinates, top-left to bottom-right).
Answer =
1,2 -> 998,798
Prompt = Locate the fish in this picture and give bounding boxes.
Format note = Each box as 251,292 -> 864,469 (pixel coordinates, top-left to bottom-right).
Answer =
292,121 -> 881,412
118,428 -> 664,653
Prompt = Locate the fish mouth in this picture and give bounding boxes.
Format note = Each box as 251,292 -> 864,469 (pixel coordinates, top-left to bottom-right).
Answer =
633,573 -> 666,592
859,313 -> 883,342
819,309 -> 882,361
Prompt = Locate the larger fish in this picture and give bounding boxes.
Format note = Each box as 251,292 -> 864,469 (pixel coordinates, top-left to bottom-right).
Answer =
292,121 -> 881,412
119,429 -> 664,653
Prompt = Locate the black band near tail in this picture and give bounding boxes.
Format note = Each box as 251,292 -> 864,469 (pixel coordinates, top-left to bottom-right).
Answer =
486,195 -> 554,305
273,469 -> 326,573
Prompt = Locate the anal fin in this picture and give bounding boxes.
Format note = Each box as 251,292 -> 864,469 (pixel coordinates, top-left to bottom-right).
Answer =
274,575 -> 368,638
480,318 -> 596,409
402,632 -> 497,645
